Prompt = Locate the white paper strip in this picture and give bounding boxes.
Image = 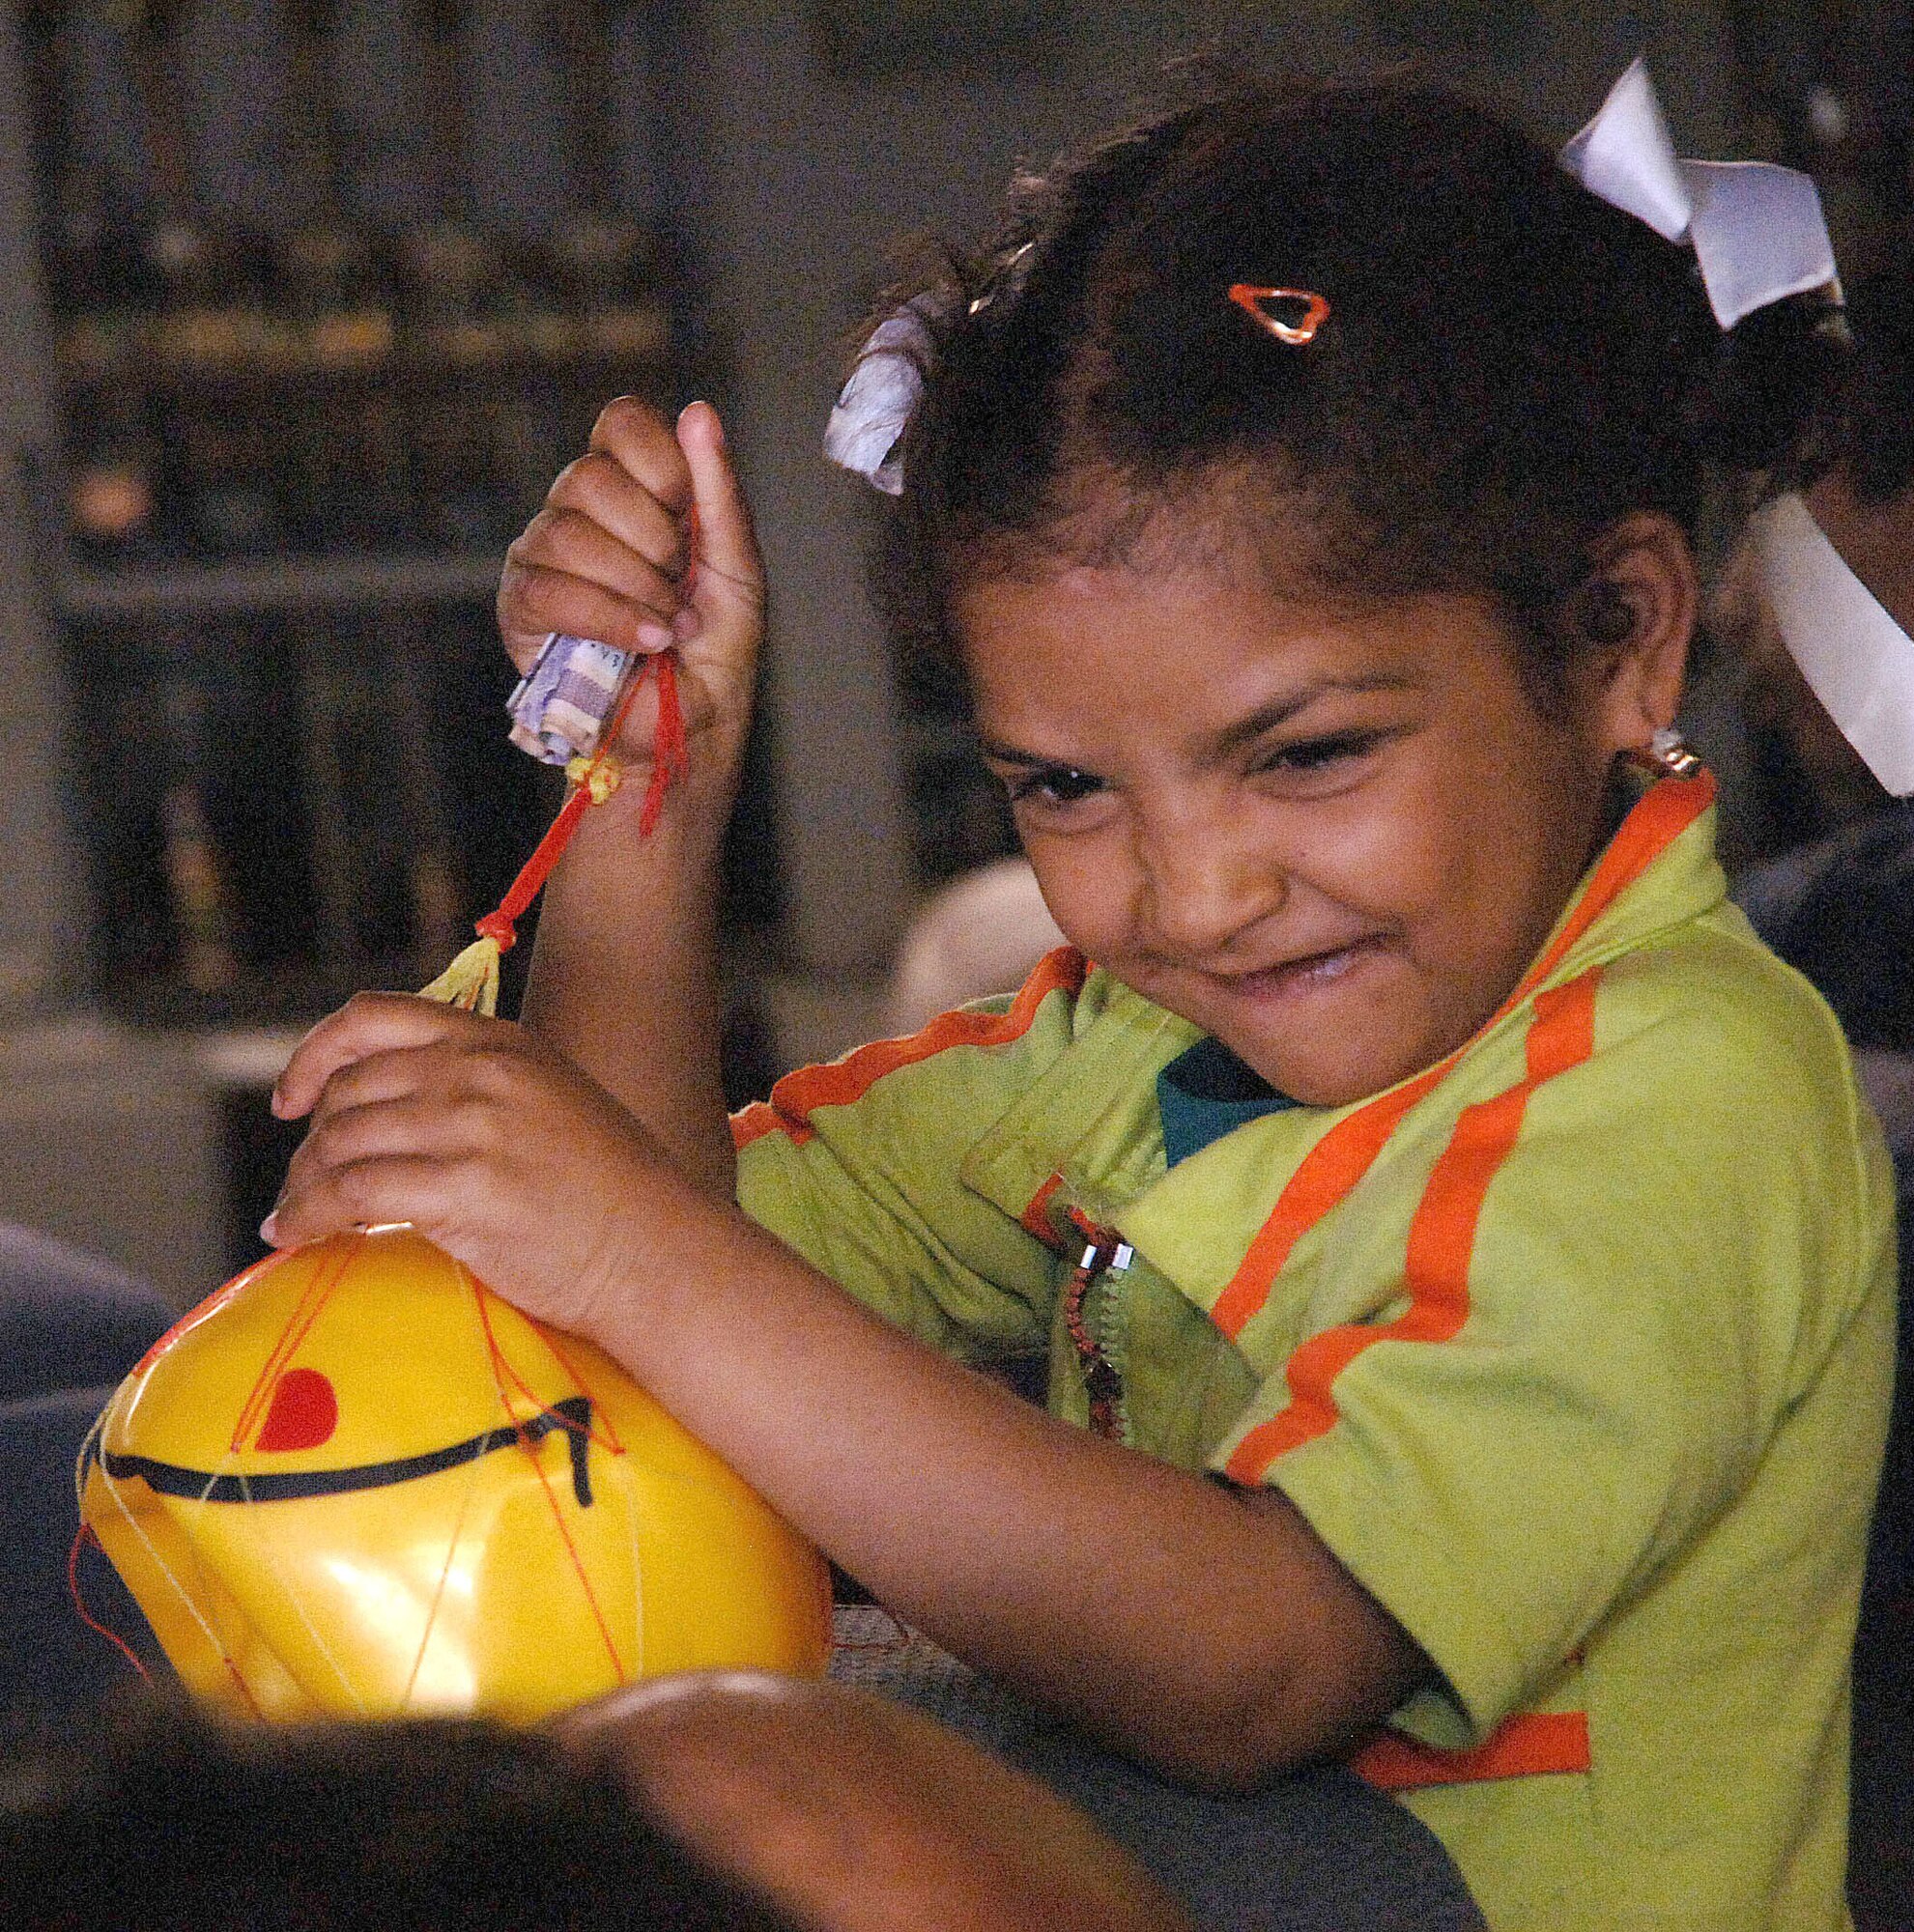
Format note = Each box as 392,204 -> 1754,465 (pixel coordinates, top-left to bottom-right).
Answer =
1560,59 -> 1839,328
1751,493 -> 1914,797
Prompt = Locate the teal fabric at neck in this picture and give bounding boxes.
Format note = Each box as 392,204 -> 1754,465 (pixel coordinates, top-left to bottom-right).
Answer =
1156,1037 -> 1296,1167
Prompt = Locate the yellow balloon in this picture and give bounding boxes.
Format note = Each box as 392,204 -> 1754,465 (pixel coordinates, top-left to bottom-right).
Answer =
81,1226 -> 832,1721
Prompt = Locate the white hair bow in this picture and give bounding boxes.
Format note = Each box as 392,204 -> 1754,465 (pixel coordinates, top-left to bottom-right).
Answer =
1563,59 -> 1914,795
822,302 -> 935,497
1560,58 -> 1838,328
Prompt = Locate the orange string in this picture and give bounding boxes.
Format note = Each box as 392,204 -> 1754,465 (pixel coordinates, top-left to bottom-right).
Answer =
467,1270 -> 622,1454
231,1235 -> 362,1451
224,1656 -> 266,1719
466,1273 -> 629,1683
479,503 -> 698,952
67,1521 -> 152,1682
638,652 -> 689,836
530,1325 -> 628,1457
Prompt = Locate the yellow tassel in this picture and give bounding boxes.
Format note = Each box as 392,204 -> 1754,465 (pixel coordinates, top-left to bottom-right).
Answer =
564,753 -> 624,805
417,935 -> 501,1017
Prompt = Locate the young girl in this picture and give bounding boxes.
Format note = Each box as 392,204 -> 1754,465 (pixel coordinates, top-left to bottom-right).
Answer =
266,77 -> 1897,1931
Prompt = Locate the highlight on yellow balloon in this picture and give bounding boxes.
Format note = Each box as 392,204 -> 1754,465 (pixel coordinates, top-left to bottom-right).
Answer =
79,1225 -> 832,1722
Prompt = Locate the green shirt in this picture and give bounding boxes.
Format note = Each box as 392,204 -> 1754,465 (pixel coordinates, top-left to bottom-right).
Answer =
733,781 -> 1895,1931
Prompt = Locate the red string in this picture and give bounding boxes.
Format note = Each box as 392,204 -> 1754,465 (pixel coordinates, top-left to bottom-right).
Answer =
67,1521 -> 153,1683
468,1272 -> 622,1456
224,1657 -> 266,1718
639,653 -> 689,837
466,1274 -> 629,1683
474,651 -> 687,954
530,1324 -> 628,1457
231,1234 -> 362,1451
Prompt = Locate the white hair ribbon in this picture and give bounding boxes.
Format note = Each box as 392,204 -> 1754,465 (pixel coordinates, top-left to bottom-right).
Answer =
1559,58 -> 1839,328
823,302 -> 935,496
1565,60 -> 1913,795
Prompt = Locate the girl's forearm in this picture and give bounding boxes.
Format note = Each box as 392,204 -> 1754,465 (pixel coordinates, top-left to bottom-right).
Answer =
265,972 -> 1422,1780
522,771 -> 739,1201
575,1183 -> 1427,1789
504,397 -> 764,1205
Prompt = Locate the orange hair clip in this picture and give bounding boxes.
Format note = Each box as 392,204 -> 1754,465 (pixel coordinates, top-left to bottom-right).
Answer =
1228,284 -> 1331,345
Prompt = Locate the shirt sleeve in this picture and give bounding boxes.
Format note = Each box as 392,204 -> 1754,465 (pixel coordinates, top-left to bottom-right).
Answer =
1207,947 -> 1896,1749
731,949 -> 1084,1361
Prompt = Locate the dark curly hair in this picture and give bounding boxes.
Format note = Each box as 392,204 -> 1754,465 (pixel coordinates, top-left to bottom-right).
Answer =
864,76 -> 1847,711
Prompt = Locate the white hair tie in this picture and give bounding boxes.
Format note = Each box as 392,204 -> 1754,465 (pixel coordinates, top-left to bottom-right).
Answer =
1563,59 -> 1913,795
824,247 -> 1033,493
822,300 -> 936,496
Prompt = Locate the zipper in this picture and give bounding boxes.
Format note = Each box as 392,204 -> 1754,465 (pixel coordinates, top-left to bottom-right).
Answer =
1062,1216 -> 1132,1440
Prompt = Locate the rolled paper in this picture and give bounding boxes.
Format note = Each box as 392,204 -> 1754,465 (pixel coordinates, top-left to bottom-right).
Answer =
1752,493 -> 1914,797
507,632 -> 636,766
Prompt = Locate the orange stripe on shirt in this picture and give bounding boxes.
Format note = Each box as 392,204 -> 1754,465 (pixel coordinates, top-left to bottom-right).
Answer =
1223,969 -> 1601,1482
730,947 -> 1088,1151
1212,775 -> 1709,1341
1353,1710 -> 1591,1791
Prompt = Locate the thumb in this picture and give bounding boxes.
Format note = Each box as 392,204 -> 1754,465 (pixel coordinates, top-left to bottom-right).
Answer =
677,402 -> 763,622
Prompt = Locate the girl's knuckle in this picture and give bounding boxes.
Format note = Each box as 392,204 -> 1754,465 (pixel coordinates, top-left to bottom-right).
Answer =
332,1165 -> 373,1218
300,1121 -> 336,1173
467,1051 -> 520,1105
593,393 -> 662,444
546,453 -> 603,505
512,572 -> 569,631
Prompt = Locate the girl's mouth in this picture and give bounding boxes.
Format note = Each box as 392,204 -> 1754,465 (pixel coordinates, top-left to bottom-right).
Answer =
1212,935 -> 1391,1001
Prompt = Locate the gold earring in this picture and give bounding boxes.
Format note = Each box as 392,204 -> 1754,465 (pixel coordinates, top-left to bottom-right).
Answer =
1632,725 -> 1702,781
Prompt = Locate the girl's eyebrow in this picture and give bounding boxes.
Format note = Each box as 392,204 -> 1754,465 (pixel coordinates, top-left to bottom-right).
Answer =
976,673 -> 1417,769
1211,672 -> 1417,753
976,736 -> 1067,769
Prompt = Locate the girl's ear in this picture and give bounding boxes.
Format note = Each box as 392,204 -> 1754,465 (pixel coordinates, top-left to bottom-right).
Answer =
1570,511 -> 1698,757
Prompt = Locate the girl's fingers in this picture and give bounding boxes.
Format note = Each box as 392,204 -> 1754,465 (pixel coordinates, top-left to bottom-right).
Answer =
677,403 -> 763,613
272,994 -> 499,1122
495,394 -> 766,768
264,1153 -> 458,1250
277,1091 -> 477,1223
543,452 -> 692,579
587,396 -> 696,517
498,414 -> 702,668
297,1042 -> 480,1137
498,550 -> 682,663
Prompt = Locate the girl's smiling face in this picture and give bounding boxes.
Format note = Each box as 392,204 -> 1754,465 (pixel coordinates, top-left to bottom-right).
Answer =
959,554 -> 1669,1108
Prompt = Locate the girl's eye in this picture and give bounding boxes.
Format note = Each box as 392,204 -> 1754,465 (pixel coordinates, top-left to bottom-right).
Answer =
1258,730 -> 1386,776
1005,765 -> 1105,808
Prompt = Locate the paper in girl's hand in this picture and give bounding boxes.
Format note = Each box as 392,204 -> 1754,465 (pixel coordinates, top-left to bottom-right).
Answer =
507,633 -> 636,767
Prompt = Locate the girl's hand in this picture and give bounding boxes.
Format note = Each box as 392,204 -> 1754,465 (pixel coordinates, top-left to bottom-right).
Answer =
497,398 -> 764,777
265,992 -> 673,1340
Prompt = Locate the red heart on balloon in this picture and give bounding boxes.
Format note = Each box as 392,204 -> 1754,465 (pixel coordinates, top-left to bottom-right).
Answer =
255,1367 -> 339,1453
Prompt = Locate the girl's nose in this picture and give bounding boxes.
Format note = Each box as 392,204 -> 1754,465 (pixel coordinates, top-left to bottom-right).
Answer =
1137,813 -> 1287,958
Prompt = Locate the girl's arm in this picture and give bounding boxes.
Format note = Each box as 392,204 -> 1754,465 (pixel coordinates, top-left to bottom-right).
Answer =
267,1006 -> 1429,1789
497,397 -> 763,1201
